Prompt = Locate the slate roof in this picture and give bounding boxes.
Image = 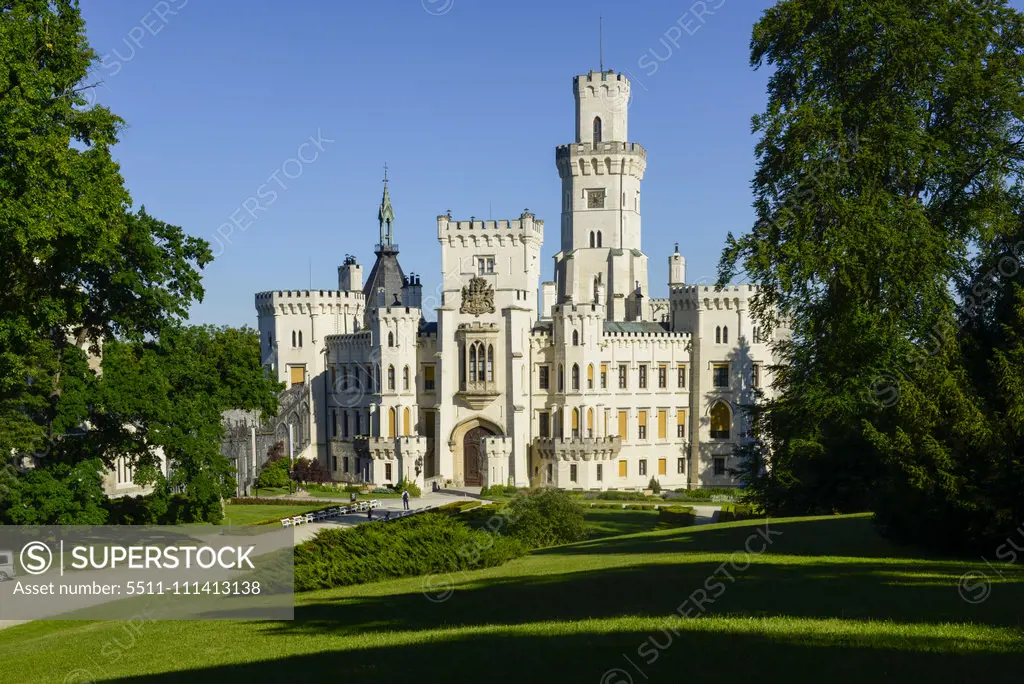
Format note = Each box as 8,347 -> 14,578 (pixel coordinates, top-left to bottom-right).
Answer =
603,321 -> 671,334
362,247 -> 407,314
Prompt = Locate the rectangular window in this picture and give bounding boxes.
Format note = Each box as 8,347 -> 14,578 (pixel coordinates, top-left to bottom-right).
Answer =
677,458 -> 685,474
477,258 -> 485,275
618,364 -> 627,389
658,458 -> 667,476
343,456 -> 349,473
638,410 -> 647,440
658,409 -> 667,440
639,459 -> 648,476
658,365 -> 667,388
546,463 -> 553,483
486,257 -> 495,273
342,410 -> 349,438
331,409 -> 338,438
600,364 -> 607,389
424,364 -> 436,391
677,409 -> 686,439
618,460 -> 627,478
678,364 -> 686,388
596,463 -> 603,481
538,365 -> 550,390
713,364 -> 729,388
638,364 -> 648,389
752,363 -> 761,388
570,464 -> 578,483
385,462 -> 393,481
539,412 -> 550,438
331,455 -> 338,471
714,457 -> 726,476
618,410 -> 628,439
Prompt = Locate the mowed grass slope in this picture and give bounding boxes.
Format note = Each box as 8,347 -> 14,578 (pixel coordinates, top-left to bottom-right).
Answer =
1,514 -> 1022,683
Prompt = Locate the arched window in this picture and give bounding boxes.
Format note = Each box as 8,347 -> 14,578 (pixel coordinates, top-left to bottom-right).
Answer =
298,331 -> 303,347
587,408 -> 594,436
374,364 -> 381,392
596,231 -> 602,247
723,326 -> 729,344
572,363 -> 580,390
486,344 -> 494,382
716,326 -> 722,344
403,365 -> 409,391
593,116 -> 602,143
590,231 -> 595,248
387,365 -> 395,391
710,402 -> 731,439
388,332 -> 394,347
403,407 -> 411,436
572,408 -> 580,437
469,344 -> 478,382
587,364 -> 594,389
557,364 -> 564,392
388,407 -> 396,438
572,329 -> 579,346
291,331 -> 296,347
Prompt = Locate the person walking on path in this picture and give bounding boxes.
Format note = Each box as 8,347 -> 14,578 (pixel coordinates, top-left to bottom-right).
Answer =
402,489 -> 410,511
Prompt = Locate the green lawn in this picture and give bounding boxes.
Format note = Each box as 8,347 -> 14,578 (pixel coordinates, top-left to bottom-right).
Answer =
221,504 -> 324,526
583,507 -> 660,537
2,514 -> 1023,683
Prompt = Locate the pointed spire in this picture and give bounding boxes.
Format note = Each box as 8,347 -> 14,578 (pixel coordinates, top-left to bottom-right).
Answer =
378,162 -> 395,248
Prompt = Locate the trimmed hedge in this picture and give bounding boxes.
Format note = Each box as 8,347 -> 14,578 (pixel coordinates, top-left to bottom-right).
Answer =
229,497 -> 323,506
293,514 -> 524,591
658,506 -> 696,528
596,491 -> 656,501
717,503 -> 762,522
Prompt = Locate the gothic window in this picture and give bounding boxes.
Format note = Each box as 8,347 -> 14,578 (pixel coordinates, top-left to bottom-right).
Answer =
590,231 -> 595,248
387,365 -> 395,391
587,364 -> 594,389
572,329 -> 579,346
298,331 -> 302,347
723,326 -> 729,344
593,116 -> 602,143
716,326 -> 722,344
486,345 -> 494,382
597,231 -> 602,247
291,331 -> 296,347
388,332 -> 394,347
469,344 -> 478,383
572,363 -> 580,391
375,364 -> 381,392
403,365 -> 409,391
558,364 -> 564,392
477,343 -> 486,382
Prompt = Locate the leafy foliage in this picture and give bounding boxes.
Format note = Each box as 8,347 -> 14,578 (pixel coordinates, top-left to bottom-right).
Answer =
293,514 -> 524,591
503,488 -> 587,548
722,0 -> 1024,551
394,477 -> 421,498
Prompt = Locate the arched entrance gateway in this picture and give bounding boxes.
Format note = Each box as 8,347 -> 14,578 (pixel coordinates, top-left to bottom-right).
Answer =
449,418 -> 502,487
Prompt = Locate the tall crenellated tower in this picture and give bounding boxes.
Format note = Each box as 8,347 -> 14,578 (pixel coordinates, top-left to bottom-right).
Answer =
554,70 -> 648,321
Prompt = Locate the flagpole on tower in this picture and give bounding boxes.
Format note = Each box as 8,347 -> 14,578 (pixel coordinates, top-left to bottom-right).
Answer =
599,16 -> 603,72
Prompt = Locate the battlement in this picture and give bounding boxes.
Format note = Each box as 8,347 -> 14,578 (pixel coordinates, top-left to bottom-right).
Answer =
574,70 -> 629,87
255,289 -> 366,302
556,142 -> 646,179
556,141 -> 646,159
369,305 -> 422,322
669,284 -> 757,295
437,211 -> 544,238
551,303 -> 606,317
325,330 -> 372,348
602,329 -> 691,340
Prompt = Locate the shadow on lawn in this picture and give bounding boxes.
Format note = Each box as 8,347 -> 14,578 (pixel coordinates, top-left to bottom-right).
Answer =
104,626 -> 1024,684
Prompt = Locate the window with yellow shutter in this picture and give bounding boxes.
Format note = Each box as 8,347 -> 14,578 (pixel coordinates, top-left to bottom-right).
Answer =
658,458 -> 667,476
289,366 -> 305,386
638,410 -> 647,440
677,409 -> 686,439
618,410 -> 628,439
658,409 -> 667,439
618,460 -> 627,477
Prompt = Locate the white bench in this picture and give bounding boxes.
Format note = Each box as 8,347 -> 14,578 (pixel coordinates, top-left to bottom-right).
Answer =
281,518 -> 292,528
369,499 -> 381,509
291,516 -> 305,526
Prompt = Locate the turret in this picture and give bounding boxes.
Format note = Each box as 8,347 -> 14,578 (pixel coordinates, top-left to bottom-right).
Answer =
339,254 -> 363,292
669,243 -> 685,286
402,273 -> 423,308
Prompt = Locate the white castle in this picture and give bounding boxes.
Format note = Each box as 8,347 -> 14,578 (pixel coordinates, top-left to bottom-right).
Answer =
255,69 -> 786,491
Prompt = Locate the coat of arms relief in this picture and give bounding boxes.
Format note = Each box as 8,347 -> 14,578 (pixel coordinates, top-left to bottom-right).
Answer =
460,277 -> 495,315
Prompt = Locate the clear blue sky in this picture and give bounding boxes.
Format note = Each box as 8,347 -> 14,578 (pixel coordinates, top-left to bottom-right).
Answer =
75,0 -> 988,328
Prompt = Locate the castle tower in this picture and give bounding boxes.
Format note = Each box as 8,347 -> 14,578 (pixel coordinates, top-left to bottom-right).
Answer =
554,70 -> 648,320
363,166 -> 407,323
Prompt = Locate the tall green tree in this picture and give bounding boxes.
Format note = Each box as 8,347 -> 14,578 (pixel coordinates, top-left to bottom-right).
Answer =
0,0 -> 210,457
720,0 -> 1024,546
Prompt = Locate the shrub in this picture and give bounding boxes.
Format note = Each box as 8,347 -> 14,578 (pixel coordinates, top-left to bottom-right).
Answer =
480,484 -> 521,498
623,504 -> 657,510
395,478 -> 422,498
372,487 -> 395,494
648,477 -> 661,494
658,506 -> 696,528
293,514 -> 525,591
229,497 -> 330,506
597,491 -> 653,501
717,503 -> 762,522
504,489 -> 587,548
343,484 -> 362,493
256,458 -> 290,489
